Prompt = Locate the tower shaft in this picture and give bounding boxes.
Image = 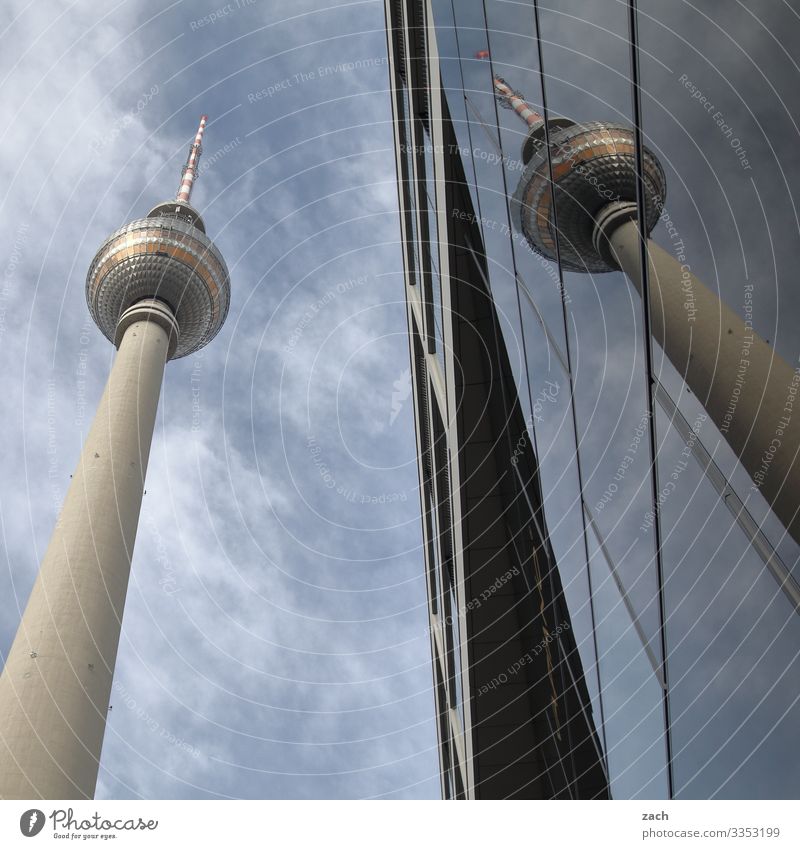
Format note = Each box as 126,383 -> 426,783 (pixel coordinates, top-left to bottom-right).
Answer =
0,300 -> 176,799
598,215 -> 800,541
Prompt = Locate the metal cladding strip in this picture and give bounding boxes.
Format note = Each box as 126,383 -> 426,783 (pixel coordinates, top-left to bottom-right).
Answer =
493,76 -> 542,127
176,114 -> 208,203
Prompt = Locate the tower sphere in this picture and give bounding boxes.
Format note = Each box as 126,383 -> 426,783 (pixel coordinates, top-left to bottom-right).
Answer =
86,200 -> 230,359
511,121 -> 667,273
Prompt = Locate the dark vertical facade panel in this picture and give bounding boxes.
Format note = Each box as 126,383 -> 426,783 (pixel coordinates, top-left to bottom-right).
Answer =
385,0 -> 609,799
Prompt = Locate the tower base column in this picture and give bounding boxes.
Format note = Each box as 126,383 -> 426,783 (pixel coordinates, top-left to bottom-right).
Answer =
595,208 -> 800,543
0,300 -> 177,799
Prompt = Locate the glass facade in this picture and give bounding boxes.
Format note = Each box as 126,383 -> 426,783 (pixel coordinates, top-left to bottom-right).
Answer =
387,0 -> 800,799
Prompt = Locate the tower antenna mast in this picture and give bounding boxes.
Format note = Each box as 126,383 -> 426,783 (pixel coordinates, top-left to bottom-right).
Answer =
475,52 -> 543,127
176,114 -> 208,204
492,76 -> 543,127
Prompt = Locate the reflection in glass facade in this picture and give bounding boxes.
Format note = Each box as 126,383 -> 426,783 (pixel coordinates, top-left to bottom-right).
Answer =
386,0 -> 800,799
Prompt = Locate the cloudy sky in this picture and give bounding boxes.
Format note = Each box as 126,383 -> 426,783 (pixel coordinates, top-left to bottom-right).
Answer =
0,0 -> 440,799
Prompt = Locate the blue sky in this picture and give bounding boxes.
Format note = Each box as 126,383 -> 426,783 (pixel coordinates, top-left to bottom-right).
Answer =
0,0 -> 440,798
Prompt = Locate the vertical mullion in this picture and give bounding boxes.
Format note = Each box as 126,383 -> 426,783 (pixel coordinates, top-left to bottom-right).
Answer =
627,0 -> 675,800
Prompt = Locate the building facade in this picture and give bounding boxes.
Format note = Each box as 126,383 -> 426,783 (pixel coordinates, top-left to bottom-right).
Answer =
385,0 -> 800,799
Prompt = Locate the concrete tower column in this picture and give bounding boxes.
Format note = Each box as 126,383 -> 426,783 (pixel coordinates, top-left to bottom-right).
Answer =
0,300 -> 178,800
595,208 -> 800,542
508,106 -> 800,545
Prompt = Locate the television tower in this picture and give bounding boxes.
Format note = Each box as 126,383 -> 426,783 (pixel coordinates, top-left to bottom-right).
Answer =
495,77 -> 800,547
0,116 -> 230,799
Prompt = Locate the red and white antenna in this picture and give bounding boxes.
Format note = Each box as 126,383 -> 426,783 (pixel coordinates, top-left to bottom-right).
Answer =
176,115 -> 207,204
474,51 -> 543,127
492,76 -> 542,127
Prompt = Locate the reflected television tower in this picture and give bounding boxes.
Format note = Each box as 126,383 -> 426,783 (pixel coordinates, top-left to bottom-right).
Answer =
492,74 -> 800,550
0,116 -> 230,799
